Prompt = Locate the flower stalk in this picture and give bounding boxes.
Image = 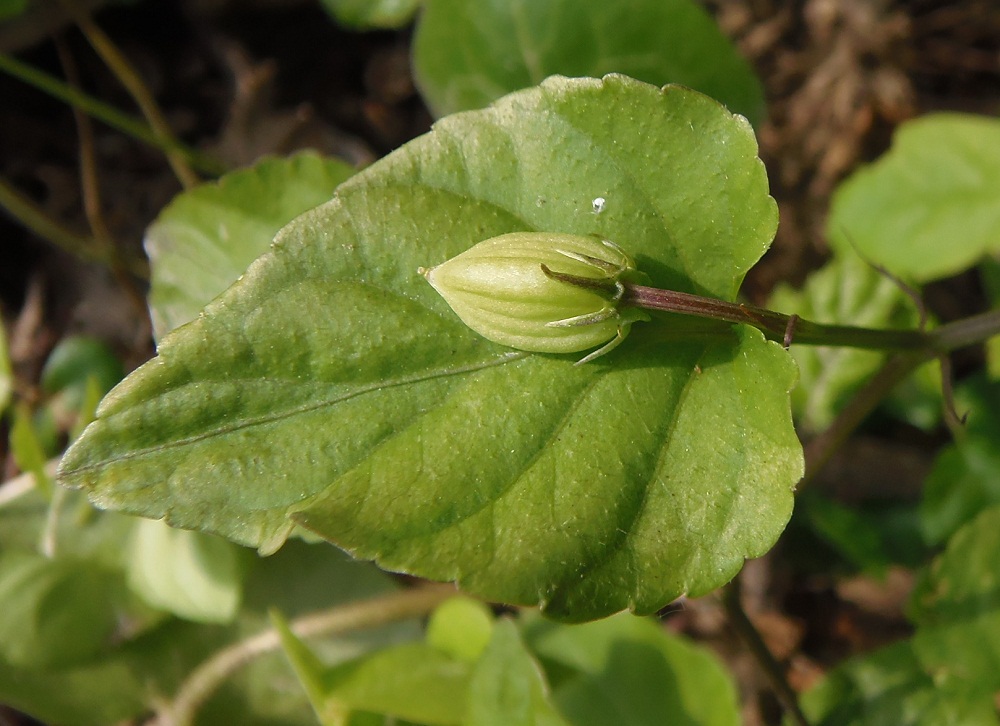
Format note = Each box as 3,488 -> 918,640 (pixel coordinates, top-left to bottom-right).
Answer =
622,283 -> 937,351
621,282 -> 1000,354
424,233 -> 1000,361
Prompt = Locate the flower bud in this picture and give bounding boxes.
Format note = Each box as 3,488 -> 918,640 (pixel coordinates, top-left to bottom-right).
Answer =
420,232 -> 649,363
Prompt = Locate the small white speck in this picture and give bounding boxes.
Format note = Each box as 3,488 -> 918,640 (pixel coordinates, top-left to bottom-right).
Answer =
592,197 -> 606,214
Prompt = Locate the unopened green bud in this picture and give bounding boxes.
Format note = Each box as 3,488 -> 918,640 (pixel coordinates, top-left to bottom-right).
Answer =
420,232 -> 649,363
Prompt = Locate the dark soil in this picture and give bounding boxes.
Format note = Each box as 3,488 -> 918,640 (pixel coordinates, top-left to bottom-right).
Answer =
1,1 -> 999,724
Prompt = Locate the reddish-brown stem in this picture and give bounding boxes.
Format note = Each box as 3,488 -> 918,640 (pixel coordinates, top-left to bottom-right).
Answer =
623,284 -> 936,351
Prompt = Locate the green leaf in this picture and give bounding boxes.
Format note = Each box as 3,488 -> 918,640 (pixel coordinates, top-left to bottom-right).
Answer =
0,486 -> 139,571
0,0 -> 28,21
271,598 -> 469,726
783,496 -> 929,576
413,0 -> 764,122
41,335 -> 124,400
920,376 -> 1000,546
0,654 -> 147,726
194,541 -> 419,726
145,151 -> 356,341
126,518 -> 247,623
921,443 -> 1000,546
879,358 -> 944,433
319,0 -> 420,29
799,639 -> 1000,726
798,492 -> 890,576
277,610 -> 564,726
71,375 -> 106,441
60,76 -> 800,620
524,613 -> 740,726
40,336 -> 125,433
0,319 -> 11,413
427,596 -> 495,662
6,544 -> 411,726
769,254 -> 929,432
828,113 -> 1000,283
975,266 -> 1000,474
303,642 -> 471,724
0,486 -> 410,726
0,550 -> 122,668
909,505 -> 1000,692
10,403 -> 52,495
465,619 -> 568,726
273,608 -> 335,721
978,259 -> 1000,377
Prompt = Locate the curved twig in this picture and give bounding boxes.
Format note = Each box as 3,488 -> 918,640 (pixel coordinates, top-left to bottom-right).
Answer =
156,584 -> 457,726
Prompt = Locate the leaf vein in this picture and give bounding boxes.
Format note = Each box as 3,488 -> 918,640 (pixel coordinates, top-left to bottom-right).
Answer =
63,352 -> 529,476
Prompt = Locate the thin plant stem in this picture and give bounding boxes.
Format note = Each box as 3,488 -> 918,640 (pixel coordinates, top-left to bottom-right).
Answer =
0,173 -> 149,278
801,352 -> 928,486
723,578 -> 811,726
937,354 -> 966,435
62,2 -> 200,189
930,307 -> 1000,351
40,484 -> 67,558
545,267 -> 1000,354
56,35 -> 150,317
798,310 -> 1000,483
73,115 -> 117,249
550,268 -> 1000,480
158,584 -> 458,726
0,52 -> 224,176
55,36 -> 114,249
625,284 -> 934,351
623,284 -> 1000,354
623,281 -> 1000,484
0,172 -> 94,256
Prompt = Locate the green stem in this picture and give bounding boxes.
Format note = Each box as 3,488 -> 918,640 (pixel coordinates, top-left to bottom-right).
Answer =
801,352 -> 927,485
624,284 -> 1000,353
0,52 -> 224,176
0,174 -> 95,258
64,3 -> 201,188
930,308 -> 1000,351
56,35 -> 152,312
0,174 -> 149,277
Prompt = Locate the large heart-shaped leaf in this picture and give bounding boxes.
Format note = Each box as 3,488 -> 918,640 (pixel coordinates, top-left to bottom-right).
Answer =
59,75 -> 800,621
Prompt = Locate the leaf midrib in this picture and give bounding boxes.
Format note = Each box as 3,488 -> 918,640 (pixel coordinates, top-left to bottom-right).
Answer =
62,351 -> 529,476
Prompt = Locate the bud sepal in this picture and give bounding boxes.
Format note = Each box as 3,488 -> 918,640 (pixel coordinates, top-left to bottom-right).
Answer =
420,232 -> 649,363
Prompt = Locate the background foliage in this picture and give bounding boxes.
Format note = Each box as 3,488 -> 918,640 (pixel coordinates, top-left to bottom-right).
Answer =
1,1 -> 999,724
